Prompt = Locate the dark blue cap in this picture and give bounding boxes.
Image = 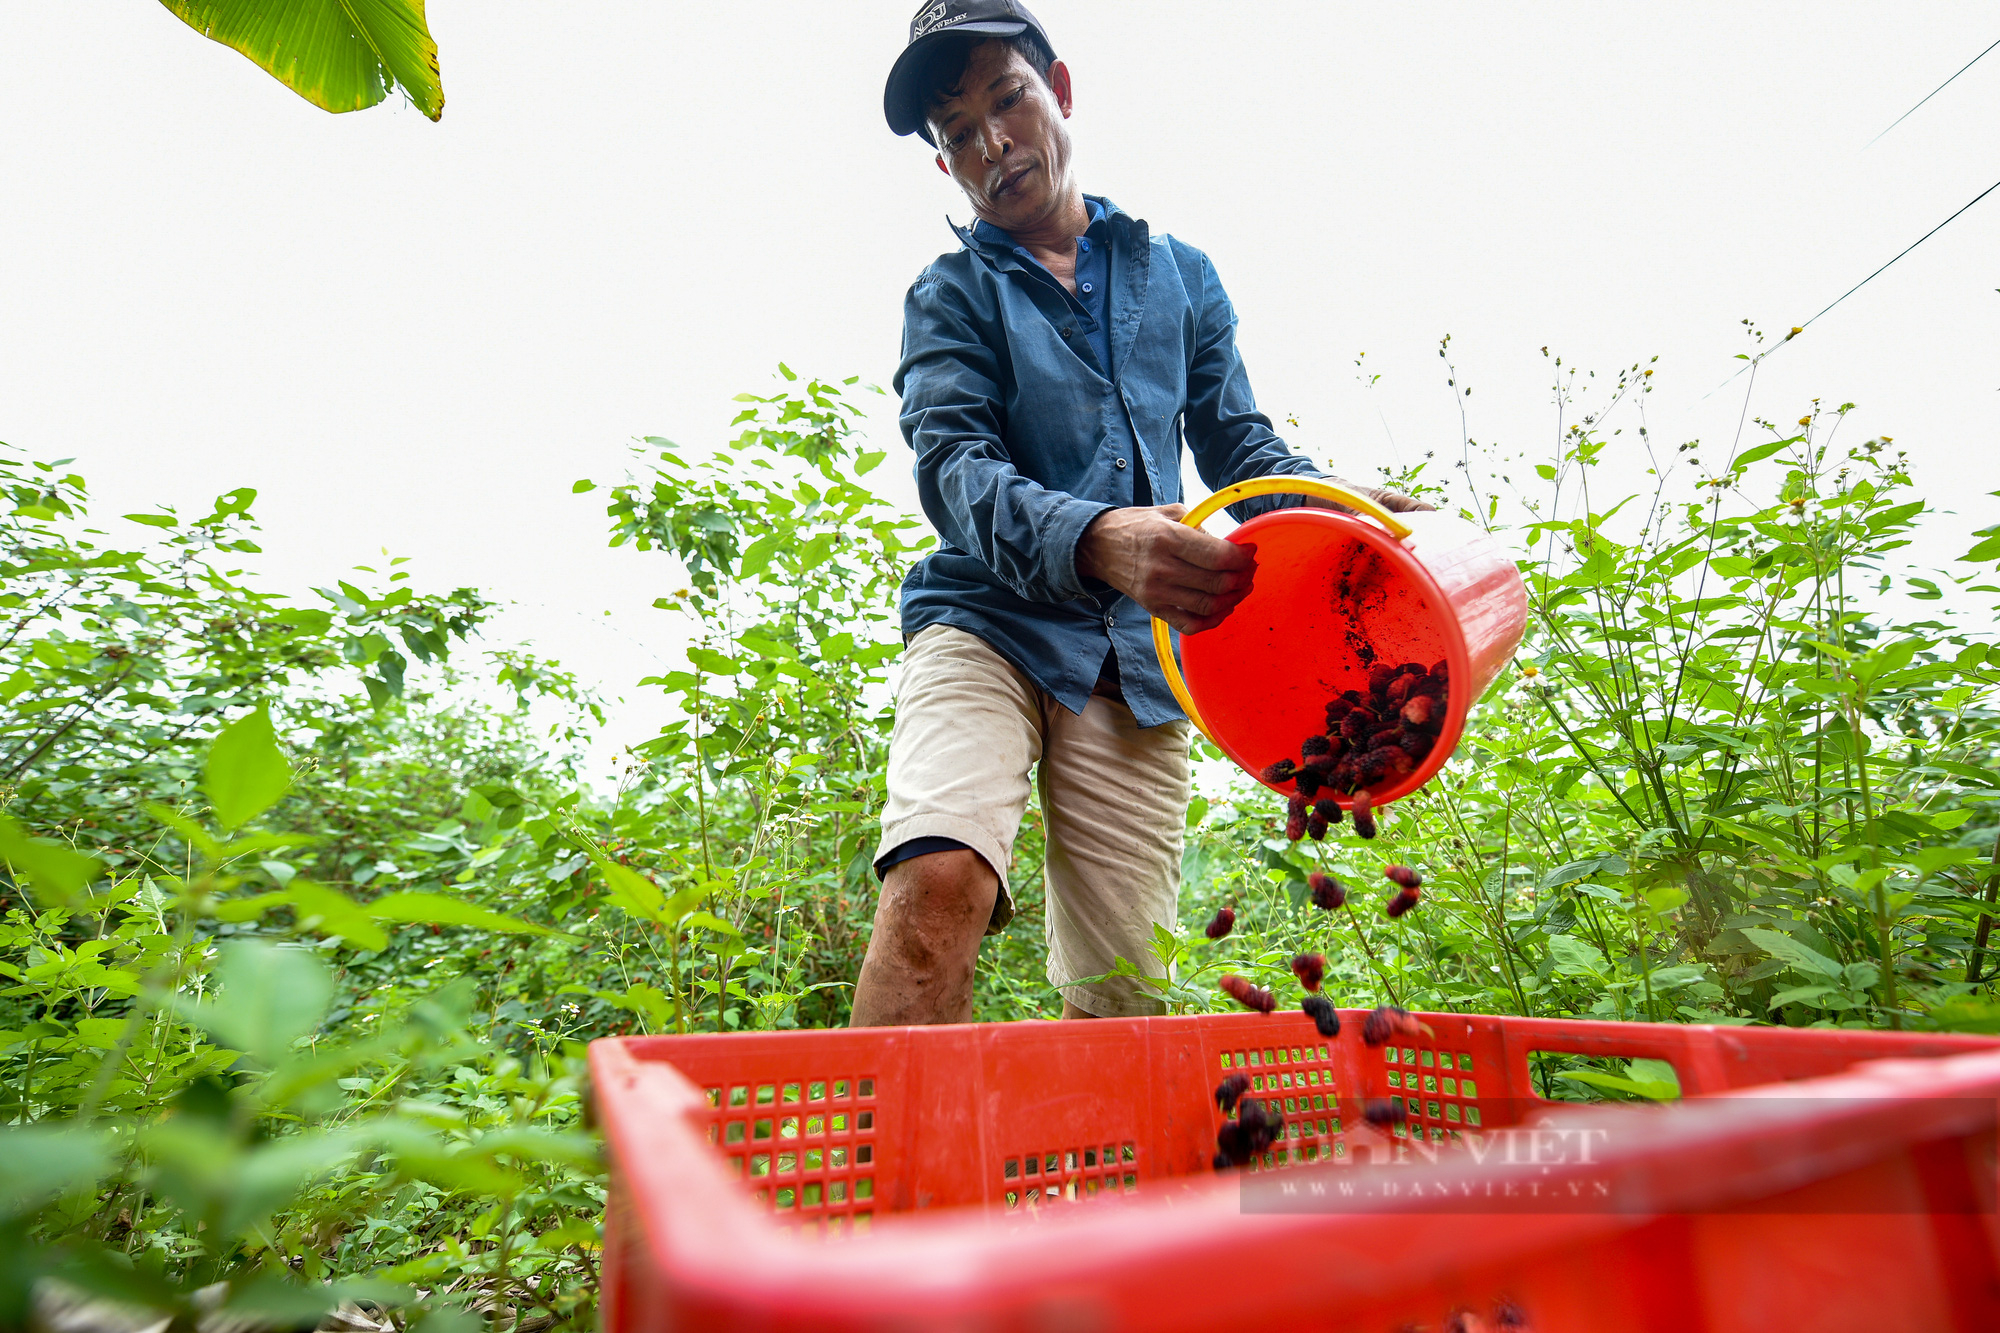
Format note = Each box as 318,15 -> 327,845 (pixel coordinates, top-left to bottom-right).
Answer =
884,0 -> 1053,146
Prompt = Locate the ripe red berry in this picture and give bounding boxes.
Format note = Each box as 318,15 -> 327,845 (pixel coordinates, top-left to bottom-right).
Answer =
1261,759 -> 1297,784
1430,659 -> 1449,680
1386,886 -> 1422,917
1290,952 -> 1326,991
1353,812 -> 1378,839
1385,673 -> 1414,706
1361,1004 -> 1433,1045
1286,811 -> 1307,841
1204,906 -> 1236,939
1303,751 -> 1335,774
1307,871 -> 1346,911
1385,864 -> 1422,889
1351,789 -> 1377,839
1367,664 -> 1397,696
1306,813 -> 1328,840
1301,734 -> 1331,757
1362,1097 -> 1408,1130
1288,794 -> 1310,818
1401,695 -> 1435,727
1339,710 -> 1372,740
1301,993 -> 1341,1037
1219,974 -> 1277,1013
1214,1073 -> 1251,1112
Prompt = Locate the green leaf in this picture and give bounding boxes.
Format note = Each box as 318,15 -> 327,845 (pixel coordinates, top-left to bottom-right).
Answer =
121,511 -> 179,528
186,939 -> 334,1066
0,1123 -> 115,1217
1768,984 -> 1838,1010
597,862 -> 665,922
1741,927 -> 1843,980
1546,933 -> 1607,979
160,0 -> 445,120
0,814 -> 102,905
1554,1069 -> 1680,1102
284,880 -> 389,951
205,702 -> 292,830
571,479 -> 596,493
368,891 -> 561,936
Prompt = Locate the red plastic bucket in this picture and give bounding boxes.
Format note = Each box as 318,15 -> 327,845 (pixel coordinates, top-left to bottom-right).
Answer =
1152,477 -> 1527,807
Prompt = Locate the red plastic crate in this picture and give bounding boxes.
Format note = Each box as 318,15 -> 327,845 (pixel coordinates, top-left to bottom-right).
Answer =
589,1012 -> 2000,1332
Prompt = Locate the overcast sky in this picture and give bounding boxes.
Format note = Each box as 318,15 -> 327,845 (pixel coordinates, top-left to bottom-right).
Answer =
2,3 -> 1994,752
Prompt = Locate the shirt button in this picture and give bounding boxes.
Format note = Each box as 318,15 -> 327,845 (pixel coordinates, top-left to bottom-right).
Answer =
1115,458 -> 1128,469
1080,282 -> 1093,294
1062,327 -> 1074,338
1105,615 -> 1116,629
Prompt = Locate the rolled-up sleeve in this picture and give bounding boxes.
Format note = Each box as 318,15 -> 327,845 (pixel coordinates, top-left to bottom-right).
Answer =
895,274 -> 1111,603
1181,250 -> 1324,522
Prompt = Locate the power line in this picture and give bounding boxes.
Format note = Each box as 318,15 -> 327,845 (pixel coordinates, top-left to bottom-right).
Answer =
1866,37 -> 2000,148
1705,172 -> 2000,397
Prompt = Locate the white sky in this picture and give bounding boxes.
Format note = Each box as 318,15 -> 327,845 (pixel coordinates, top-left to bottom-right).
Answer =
2,3 -> 1995,755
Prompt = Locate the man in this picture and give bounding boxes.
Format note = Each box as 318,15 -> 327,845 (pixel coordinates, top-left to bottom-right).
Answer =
850,0 -> 1424,1026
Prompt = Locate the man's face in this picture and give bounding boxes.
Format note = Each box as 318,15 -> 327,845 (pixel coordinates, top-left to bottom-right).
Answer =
926,41 -> 1075,235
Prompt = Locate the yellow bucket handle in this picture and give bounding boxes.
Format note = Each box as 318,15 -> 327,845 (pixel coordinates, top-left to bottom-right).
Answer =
1150,477 -> 1413,744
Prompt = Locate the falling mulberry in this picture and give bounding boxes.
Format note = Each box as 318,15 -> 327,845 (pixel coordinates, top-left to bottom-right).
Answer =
1301,993 -> 1341,1037
1204,906 -> 1236,940
1290,952 -> 1326,991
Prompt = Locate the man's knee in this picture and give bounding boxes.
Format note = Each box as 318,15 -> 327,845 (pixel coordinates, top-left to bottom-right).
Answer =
875,849 -> 998,958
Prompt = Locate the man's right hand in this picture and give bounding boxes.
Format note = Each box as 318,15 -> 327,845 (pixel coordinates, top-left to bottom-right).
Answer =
1074,504 -> 1256,634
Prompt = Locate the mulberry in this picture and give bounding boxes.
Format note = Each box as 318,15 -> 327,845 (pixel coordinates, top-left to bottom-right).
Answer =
1294,767 -> 1323,798
1312,798 -> 1342,823
1212,1152 -> 1233,1172
1401,695 -> 1435,727
1367,664 -> 1398,695
1307,871 -> 1346,911
1235,1096 -> 1284,1152
1361,1004 -> 1432,1045
1385,865 -> 1422,889
1362,1097 -> 1408,1129
1261,759 -> 1297,784
1306,813 -> 1329,840
1339,709 -> 1374,741
1290,952 -> 1326,991
1386,886 -> 1422,918
1431,659 -> 1450,680
1215,1119 -> 1252,1167
1385,673 -> 1414,706
1301,734 -> 1331,757
1288,794 -> 1310,818
1351,790 -> 1377,839
1219,974 -> 1277,1013
1301,993 -> 1341,1037
1286,811 -> 1308,841
1204,906 -> 1236,940
1214,1072 -> 1251,1113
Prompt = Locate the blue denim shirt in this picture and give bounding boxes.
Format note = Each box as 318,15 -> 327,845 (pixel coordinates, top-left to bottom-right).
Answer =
893,194 -> 1326,727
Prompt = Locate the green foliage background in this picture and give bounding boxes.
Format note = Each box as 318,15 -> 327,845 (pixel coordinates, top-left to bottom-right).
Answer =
6,353 -> 2000,1329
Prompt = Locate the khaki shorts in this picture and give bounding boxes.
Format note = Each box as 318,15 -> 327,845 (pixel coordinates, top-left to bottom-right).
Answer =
875,625 -> 1193,1017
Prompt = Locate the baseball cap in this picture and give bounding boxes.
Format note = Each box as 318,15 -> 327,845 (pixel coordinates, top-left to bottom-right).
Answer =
883,0 -> 1054,146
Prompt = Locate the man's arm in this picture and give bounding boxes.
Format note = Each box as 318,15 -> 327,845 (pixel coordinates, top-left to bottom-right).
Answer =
896,274 -> 1111,604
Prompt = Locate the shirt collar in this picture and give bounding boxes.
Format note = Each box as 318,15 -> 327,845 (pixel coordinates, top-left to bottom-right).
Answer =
960,194 -> 1117,254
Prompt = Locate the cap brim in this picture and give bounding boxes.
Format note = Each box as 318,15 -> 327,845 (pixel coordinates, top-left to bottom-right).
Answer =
883,19 -> 1029,146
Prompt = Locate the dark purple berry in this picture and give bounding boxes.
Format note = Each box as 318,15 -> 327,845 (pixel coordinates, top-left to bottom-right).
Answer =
1294,767 -> 1322,798
1385,865 -> 1422,889
1307,871 -> 1346,911
1261,759 -> 1297,784
1362,1097 -> 1408,1129
1285,811 -> 1307,841
1312,798 -> 1342,823
1214,1072 -> 1251,1112
1301,734 -> 1331,757
1290,953 -> 1326,991
1301,993 -> 1340,1037
1220,974 -> 1276,1013
1386,886 -> 1422,918
1367,664 -> 1398,696
1306,813 -> 1328,840
1204,906 -> 1236,939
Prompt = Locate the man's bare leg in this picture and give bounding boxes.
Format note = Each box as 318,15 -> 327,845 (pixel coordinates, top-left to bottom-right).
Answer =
1060,999 -> 1103,1020
850,849 -> 998,1026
